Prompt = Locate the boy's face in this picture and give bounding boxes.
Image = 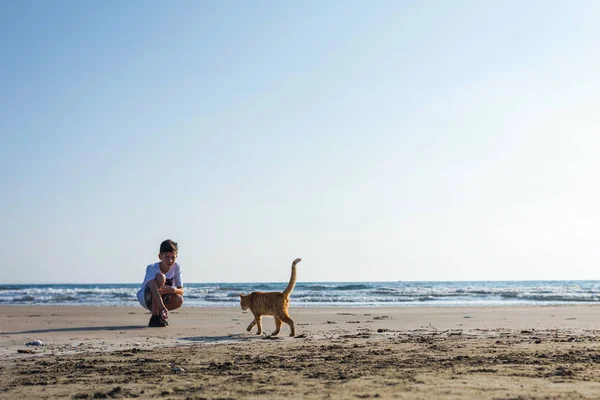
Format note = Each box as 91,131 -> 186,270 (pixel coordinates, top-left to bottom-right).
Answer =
159,251 -> 177,267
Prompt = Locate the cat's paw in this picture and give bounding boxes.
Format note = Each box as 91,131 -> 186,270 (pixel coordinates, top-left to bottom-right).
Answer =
293,258 -> 302,265
246,326 -> 252,332
289,332 -> 295,337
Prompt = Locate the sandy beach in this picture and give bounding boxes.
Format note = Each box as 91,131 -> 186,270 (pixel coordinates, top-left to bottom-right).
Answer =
2,305 -> 600,399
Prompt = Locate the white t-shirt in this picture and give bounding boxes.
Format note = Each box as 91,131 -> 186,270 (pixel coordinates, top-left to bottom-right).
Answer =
136,262 -> 183,308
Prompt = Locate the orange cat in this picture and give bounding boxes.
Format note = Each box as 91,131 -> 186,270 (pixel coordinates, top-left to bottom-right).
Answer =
239,258 -> 302,337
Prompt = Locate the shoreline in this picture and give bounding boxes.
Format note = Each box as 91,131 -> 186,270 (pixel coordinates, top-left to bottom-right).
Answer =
6,301 -> 600,310
2,305 -> 600,398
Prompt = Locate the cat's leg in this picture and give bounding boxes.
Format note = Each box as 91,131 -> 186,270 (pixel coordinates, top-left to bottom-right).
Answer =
281,314 -> 295,337
271,317 -> 283,336
255,315 -> 263,335
246,318 -> 257,332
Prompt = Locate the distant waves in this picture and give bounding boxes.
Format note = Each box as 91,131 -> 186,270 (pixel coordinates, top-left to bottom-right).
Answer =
1,281 -> 600,307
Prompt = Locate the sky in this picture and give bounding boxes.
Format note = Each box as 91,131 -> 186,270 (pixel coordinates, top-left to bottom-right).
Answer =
1,1 -> 599,284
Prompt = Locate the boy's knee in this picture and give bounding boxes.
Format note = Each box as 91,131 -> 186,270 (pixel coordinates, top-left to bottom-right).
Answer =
155,273 -> 166,287
172,295 -> 184,308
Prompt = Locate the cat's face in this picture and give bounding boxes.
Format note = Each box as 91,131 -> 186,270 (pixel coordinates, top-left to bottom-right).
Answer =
239,294 -> 249,310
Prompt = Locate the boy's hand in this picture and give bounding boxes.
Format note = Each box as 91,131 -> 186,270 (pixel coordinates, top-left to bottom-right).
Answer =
159,286 -> 175,295
160,307 -> 168,320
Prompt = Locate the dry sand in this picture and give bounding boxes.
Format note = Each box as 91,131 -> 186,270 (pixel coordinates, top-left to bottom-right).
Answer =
2,305 -> 600,399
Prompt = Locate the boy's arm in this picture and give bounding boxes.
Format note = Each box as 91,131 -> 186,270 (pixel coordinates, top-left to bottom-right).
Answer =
161,286 -> 184,296
172,264 -> 183,296
147,279 -> 168,314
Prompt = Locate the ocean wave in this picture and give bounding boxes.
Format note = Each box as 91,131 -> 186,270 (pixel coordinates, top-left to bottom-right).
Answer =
252,284 -> 277,291
111,293 -> 134,298
294,297 -> 362,303
456,290 -> 494,295
504,294 -> 600,302
0,286 -> 21,291
293,297 -> 415,303
334,284 -> 370,291
203,297 -> 238,302
3,281 -> 600,307
12,295 -> 36,302
217,286 -> 242,291
370,288 -> 398,294
303,285 -> 333,291
531,295 -> 600,302
50,295 -> 78,302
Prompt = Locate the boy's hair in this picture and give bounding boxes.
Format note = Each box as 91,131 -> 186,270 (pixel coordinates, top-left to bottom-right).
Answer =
160,239 -> 178,254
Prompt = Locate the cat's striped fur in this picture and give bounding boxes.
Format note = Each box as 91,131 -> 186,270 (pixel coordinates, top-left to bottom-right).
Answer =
239,258 -> 302,337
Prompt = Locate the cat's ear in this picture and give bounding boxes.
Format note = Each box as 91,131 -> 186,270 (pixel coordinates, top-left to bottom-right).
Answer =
239,293 -> 244,299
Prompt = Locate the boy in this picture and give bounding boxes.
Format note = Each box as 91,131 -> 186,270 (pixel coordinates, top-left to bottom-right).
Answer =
136,239 -> 184,327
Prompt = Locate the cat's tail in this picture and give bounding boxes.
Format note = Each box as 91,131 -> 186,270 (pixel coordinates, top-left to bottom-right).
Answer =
282,258 -> 302,298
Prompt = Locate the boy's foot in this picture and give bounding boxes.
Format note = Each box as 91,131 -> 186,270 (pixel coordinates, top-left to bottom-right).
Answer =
148,315 -> 167,328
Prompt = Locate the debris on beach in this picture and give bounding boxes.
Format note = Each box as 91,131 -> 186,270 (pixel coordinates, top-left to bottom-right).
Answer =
262,335 -> 283,340
25,340 -> 44,346
373,315 -> 390,320
170,363 -> 185,373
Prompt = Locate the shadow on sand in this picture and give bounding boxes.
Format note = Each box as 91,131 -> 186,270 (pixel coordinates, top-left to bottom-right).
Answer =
178,333 -> 274,343
1,325 -> 145,335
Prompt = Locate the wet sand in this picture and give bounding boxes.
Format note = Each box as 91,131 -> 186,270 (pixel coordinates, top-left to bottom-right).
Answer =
2,305 -> 600,399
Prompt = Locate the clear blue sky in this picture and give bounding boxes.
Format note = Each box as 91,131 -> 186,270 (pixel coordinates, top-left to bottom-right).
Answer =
1,1 -> 599,284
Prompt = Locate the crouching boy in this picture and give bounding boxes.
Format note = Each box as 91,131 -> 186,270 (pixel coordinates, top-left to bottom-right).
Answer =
136,239 -> 184,327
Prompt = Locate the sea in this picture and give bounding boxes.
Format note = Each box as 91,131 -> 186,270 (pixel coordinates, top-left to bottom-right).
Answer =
2,280 -> 600,307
